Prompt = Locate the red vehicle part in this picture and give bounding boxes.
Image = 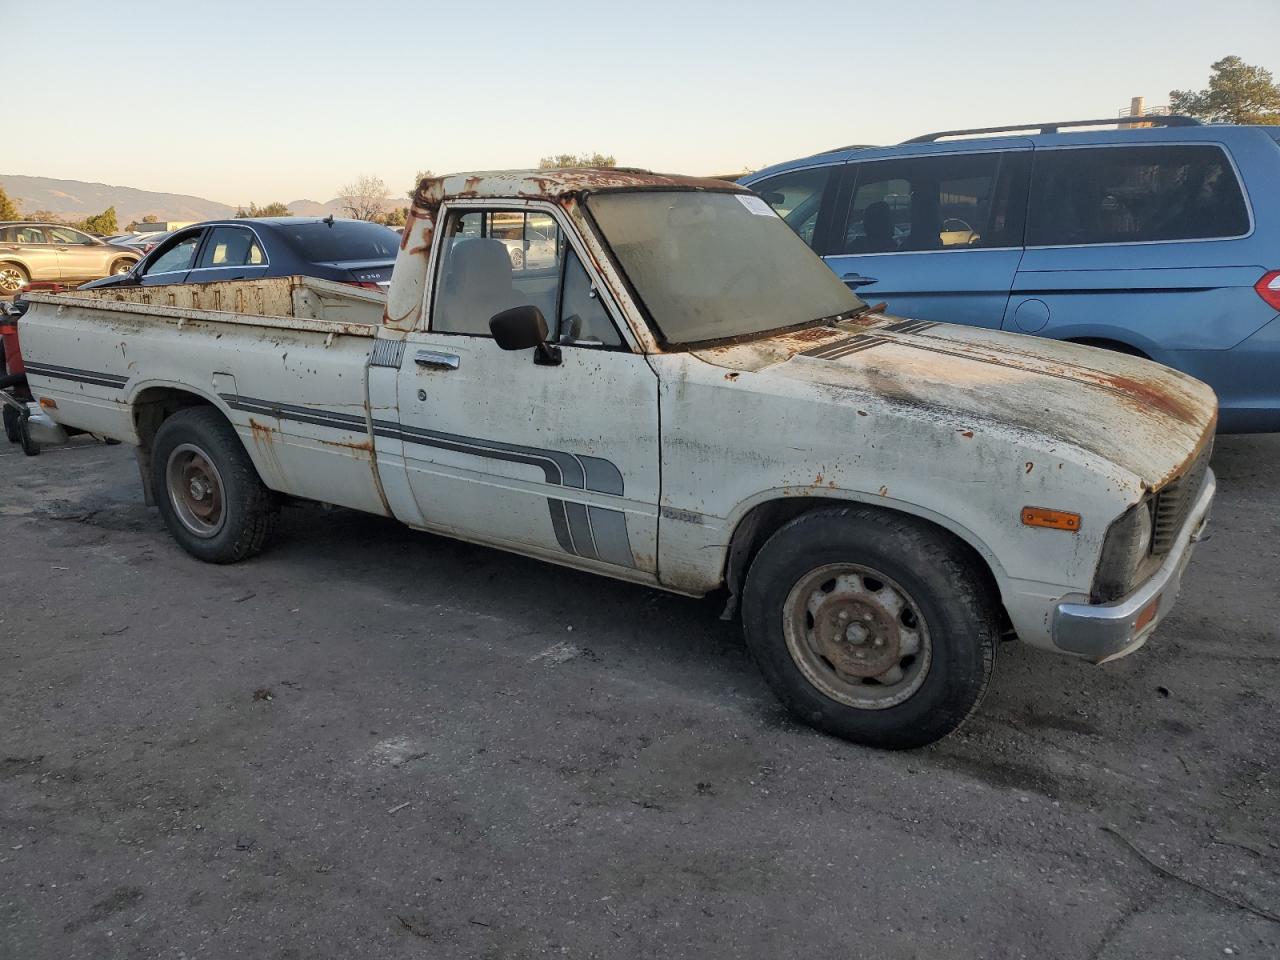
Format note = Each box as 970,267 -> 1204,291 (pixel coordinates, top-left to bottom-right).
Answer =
2,315 -> 24,377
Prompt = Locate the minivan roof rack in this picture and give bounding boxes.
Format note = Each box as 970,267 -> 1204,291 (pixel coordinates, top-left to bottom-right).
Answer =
904,115 -> 1202,144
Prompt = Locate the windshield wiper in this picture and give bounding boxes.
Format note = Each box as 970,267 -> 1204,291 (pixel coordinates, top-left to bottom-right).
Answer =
814,301 -> 886,326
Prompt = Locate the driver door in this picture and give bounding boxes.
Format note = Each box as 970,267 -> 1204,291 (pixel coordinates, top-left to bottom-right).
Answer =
392,204 -> 660,576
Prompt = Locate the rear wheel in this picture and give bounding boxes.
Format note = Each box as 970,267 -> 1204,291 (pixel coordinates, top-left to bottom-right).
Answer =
109,258 -> 136,276
151,407 -> 279,563
0,263 -> 29,296
742,506 -> 998,749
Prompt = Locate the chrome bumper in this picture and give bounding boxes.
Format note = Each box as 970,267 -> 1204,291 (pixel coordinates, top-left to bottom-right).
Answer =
1052,469 -> 1216,663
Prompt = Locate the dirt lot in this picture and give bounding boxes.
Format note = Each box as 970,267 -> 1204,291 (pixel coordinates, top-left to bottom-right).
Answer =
1,433 -> 1277,959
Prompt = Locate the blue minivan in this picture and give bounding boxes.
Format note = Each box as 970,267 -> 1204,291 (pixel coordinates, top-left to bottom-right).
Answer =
742,117 -> 1280,432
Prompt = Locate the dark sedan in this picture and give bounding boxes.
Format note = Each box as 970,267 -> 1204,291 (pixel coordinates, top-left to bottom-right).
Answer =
81,217 -> 400,291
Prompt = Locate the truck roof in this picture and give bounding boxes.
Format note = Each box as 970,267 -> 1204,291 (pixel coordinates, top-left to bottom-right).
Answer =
414,168 -> 746,208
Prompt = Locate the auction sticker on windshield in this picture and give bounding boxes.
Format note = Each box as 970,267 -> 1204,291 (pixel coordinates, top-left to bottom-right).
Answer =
737,194 -> 776,216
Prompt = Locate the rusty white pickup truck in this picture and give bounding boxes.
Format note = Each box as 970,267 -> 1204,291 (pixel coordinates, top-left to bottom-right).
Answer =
16,169 -> 1217,748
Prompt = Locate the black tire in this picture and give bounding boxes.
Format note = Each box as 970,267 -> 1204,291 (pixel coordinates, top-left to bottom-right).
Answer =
742,506 -> 997,749
3,405 -> 19,443
150,407 -> 278,563
18,414 -> 40,456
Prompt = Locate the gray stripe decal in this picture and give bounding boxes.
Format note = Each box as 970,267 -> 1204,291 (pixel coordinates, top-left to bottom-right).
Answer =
884,319 -> 937,335
547,499 -> 576,554
563,501 -> 598,561
801,335 -> 890,361
25,362 -> 128,389
579,456 -> 625,496
587,507 -> 634,568
219,392 -> 635,568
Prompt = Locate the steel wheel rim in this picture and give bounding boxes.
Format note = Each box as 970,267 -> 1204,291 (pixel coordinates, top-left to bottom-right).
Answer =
166,442 -> 226,538
113,262 -> 133,274
782,563 -> 932,709
0,268 -> 23,294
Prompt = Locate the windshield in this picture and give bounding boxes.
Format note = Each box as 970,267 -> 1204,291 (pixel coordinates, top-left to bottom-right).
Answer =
587,190 -> 863,345
279,220 -> 400,263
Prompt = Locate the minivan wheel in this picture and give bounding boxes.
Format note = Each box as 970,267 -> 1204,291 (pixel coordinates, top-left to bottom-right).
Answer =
0,264 -> 28,295
742,506 -> 997,749
151,407 -> 279,563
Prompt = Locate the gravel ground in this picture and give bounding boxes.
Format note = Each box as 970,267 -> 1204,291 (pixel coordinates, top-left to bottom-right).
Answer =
1,433 -> 1277,959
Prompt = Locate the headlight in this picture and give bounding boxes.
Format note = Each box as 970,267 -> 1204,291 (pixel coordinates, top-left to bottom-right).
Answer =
1092,500 -> 1156,603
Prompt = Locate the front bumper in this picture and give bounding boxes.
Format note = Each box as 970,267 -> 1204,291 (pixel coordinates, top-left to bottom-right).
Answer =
1052,469 -> 1216,663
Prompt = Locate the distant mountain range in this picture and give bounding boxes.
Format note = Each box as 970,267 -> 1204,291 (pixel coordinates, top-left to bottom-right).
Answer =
0,175 -> 406,225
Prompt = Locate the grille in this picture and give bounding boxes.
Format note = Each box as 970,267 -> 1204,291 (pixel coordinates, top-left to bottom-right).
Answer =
1151,447 -> 1210,555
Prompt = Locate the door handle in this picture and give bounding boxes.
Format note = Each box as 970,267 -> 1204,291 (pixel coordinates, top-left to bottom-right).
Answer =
841,273 -> 878,288
414,350 -> 460,370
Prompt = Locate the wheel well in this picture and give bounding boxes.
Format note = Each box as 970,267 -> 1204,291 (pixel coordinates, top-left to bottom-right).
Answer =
132,387 -> 217,451
721,498 -> 1007,632
1065,337 -> 1148,359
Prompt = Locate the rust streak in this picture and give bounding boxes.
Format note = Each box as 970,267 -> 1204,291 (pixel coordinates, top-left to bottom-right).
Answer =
1091,373 -> 1199,426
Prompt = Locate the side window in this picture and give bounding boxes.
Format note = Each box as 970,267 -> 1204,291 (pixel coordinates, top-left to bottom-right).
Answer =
4,226 -> 47,243
751,167 -> 832,248
144,233 -> 202,276
48,227 -> 94,245
197,226 -> 266,268
839,153 -> 1028,254
559,247 -> 621,347
1027,145 -> 1250,246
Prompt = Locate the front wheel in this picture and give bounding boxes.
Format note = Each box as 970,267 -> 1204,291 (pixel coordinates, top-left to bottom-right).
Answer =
742,506 -> 997,749
110,259 -> 136,276
150,407 -> 279,563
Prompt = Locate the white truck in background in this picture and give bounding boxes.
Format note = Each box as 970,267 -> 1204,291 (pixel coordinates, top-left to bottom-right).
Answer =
14,169 -> 1217,748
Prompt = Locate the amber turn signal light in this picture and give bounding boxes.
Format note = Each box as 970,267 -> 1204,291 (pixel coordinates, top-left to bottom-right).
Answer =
38,397 -> 57,409
1021,507 -> 1081,531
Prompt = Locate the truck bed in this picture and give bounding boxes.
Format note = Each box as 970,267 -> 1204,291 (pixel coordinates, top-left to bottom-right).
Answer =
25,275 -> 386,336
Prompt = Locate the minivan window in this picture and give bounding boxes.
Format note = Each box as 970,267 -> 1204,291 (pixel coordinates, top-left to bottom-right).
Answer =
1027,144 -> 1250,246
839,152 -> 1029,255
750,167 -> 833,248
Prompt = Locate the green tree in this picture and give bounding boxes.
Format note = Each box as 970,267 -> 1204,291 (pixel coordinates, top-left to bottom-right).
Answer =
1170,56 -> 1280,124
28,210 -> 62,223
79,206 -> 118,235
235,201 -> 292,218
407,170 -> 434,199
381,207 -> 408,228
537,152 -> 616,169
0,185 -> 19,221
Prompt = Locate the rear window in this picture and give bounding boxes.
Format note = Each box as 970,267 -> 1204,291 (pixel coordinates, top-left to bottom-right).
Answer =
277,220 -> 400,263
1027,144 -> 1250,246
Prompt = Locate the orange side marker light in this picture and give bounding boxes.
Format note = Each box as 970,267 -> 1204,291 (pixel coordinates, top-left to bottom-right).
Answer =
1021,507 -> 1081,532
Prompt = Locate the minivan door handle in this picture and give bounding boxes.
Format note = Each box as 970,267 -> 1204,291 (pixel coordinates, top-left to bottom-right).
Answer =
841,273 -> 878,288
414,350 -> 460,370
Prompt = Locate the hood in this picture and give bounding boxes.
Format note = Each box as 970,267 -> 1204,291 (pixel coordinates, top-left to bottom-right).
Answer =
692,315 -> 1217,492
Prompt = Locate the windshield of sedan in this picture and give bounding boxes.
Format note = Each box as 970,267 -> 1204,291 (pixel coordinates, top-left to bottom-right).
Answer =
587,190 -> 863,345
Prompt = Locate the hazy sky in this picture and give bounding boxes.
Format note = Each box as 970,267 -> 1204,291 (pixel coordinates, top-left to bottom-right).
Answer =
7,0 -> 1278,205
